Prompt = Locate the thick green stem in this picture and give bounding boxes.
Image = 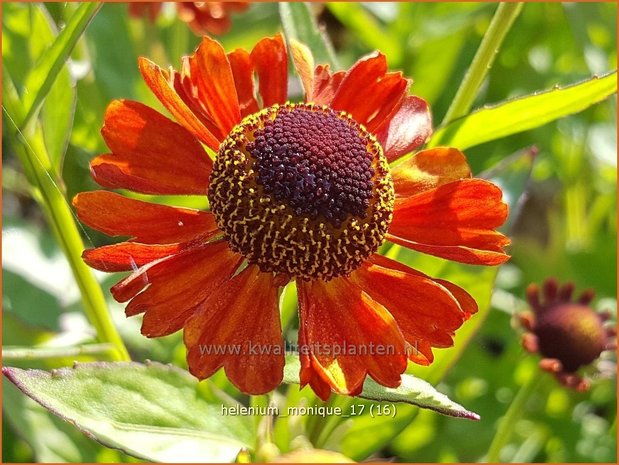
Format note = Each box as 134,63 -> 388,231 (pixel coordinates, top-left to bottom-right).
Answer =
485,374 -> 543,462
4,79 -> 130,361
442,2 -> 523,125
15,137 -> 130,362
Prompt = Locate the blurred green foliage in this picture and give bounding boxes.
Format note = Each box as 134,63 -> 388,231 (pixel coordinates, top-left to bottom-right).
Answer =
2,2 -> 616,463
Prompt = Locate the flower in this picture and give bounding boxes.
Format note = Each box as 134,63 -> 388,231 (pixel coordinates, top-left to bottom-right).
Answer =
128,2 -> 249,36
176,1 -> 249,36
128,2 -> 162,23
74,34 -> 510,399
519,278 -> 616,391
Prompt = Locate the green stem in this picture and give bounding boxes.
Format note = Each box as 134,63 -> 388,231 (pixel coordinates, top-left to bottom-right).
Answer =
18,140 -> 130,362
485,374 -> 543,462
3,343 -> 116,362
442,2 -> 524,125
3,82 -> 130,362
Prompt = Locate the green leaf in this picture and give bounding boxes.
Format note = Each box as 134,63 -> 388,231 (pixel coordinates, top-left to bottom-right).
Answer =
279,2 -> 339,69
3,379 -> 104,462
282,357 -> 479,420
5,3 -> 78,174
429,71 -> 617,150
41,57 -> 76,175
20,2 -> 100,129
3,362 -> 256,463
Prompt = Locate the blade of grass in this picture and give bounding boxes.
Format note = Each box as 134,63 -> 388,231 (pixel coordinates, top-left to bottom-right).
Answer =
442,2 -> 523,125
21,2 -> 101,130
279,2 -> 339,69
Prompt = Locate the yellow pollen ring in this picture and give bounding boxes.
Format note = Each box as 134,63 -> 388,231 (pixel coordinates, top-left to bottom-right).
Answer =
208,102 -> 395,281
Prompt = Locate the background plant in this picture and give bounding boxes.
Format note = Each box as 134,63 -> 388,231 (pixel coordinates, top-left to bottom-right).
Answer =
2,2 -> 616,463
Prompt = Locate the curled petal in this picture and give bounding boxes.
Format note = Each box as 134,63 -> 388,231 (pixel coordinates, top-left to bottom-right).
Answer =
73,191 -> 219,244
377,96 -> 432,162
290,39 -> 315,101
128,242 -> 243,337
83,242 -> 184,272
111,240 -> 239,306
350,257 -> 468,359
228,48 -> 260,117
250,34 -> 288,107
311,64 -> 346,106
388,179 -> 510,265
189,36 -> 242,135
138,57 -> 221,151
367,254 -> 478,318
331,52 -> 409,132
96,100 -> 212,195
185,265 -> 284,394
392,147 -> 471,201
297,277 -> 407,400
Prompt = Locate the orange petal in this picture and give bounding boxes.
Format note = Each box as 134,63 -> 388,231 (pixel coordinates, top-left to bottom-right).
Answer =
392,147 -> 471,201
377,95 -> 432,162
228,48 -> 260,117
138,57 -> 221,151
250,34 -> 288,107
129,242 -> 243,337
185,265 -> 284,395
172,59 -> 228,142
95,100 -> 212,195
388,179 -> 510,265
290,39 -> 315,101
189,36 -> 241,135
350,258 -> 467,355
363,73 -> 409,133
83,242 -> 183,272
311,64 -> 346,106
367,254 -> 478,318
73,191 -> 219,244
330,52 -> 409,132
296,277 -> 407,398
111,240 -> 238,304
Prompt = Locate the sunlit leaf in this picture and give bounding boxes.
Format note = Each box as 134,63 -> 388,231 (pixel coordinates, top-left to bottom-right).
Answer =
429,71 -> 617,149
3,362 -> 255,463
282,357 -> 479,420
3,380 -> 104,462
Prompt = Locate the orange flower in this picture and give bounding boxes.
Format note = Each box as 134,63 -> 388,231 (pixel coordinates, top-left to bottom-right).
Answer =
128,2 -> 249,36
74,35 -> 510,399
128,2 -> 162,23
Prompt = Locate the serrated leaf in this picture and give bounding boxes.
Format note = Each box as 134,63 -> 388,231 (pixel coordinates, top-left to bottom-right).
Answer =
429,71 -> 617,149
282,357 -> 479,420
3,362 -> 255,463
279,2 -> 339,69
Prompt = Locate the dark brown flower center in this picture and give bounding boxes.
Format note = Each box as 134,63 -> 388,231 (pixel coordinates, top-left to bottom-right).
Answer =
208,103 -> 394,281
536,303 -> 606,372
248,107 -> 375,228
